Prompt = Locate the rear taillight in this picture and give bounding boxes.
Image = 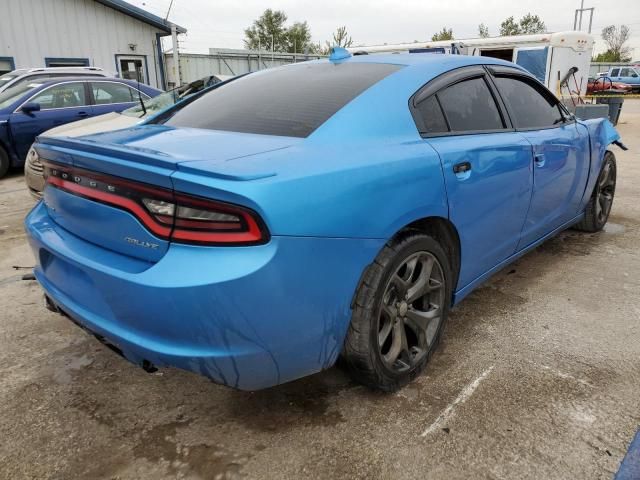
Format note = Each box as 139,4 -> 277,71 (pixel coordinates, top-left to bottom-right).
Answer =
43,162 -> 268,246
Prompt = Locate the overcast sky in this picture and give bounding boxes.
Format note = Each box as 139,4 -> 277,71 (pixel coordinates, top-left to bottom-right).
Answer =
131,0 -> 640,58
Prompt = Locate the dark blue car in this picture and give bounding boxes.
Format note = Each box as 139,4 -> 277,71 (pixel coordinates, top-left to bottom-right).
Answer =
0,77 -> 161,177
26,52 -> 624,391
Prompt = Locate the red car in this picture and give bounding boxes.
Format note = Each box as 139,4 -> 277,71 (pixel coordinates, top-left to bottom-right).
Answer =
587,77 -> 632,94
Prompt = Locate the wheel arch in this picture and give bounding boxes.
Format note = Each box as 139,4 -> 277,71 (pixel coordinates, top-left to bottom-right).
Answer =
392,216 -> 462,297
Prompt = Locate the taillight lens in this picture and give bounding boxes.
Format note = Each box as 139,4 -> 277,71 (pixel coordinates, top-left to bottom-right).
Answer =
43,162 -> 268,246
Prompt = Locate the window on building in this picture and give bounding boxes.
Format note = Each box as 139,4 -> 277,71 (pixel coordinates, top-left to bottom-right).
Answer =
44,58 -> 90,67
0,58 -> 14,76
31,83 -> 87,109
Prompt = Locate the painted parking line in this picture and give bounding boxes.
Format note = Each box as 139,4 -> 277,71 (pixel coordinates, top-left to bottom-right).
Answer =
615,429 -> 640,480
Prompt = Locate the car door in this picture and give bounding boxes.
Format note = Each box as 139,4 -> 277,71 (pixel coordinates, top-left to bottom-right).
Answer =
9,81 -> 93,160
412,67 -> 533,288
489,68 -> 590,249
617,67 -> 640,88
89,81 -> 143,116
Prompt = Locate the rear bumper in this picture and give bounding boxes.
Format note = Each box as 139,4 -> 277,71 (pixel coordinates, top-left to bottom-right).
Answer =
25,202 -> 383,390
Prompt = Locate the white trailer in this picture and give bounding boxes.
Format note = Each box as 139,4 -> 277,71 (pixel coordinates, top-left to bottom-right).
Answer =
348,31 -> 594,98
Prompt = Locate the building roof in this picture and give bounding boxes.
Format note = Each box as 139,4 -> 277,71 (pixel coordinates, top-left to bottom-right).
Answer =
94,0 -> 186,35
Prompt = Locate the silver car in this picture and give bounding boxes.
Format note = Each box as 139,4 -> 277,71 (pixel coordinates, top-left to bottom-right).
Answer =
0,67 -> 109,93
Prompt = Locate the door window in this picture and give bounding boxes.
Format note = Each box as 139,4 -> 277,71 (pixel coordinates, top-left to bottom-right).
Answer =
436,77 -> 504,132
620,68 -> 630,77
611,68 -> 620,76
30,83 -> 86,110
91,82 -> 138,104
493,76 -> 564,129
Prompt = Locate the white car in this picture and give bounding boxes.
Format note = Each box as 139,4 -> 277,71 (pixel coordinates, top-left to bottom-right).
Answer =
0,67 -> 110,93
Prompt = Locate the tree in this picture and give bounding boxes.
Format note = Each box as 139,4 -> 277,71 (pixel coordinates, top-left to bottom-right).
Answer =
600,25 -> 632,62
518,13 -> 546,34
478,23 -> 490,38
499,13 -> 546,36
499,16 -> 520,36
330,26 -> 353,49
431,27 -> 454,41
286,21 -> 314,54
244,9 -> 289,52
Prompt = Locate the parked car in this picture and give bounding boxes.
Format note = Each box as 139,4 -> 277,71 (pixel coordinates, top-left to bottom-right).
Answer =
0,67 -> 109,93
586,77 -> 632,94
25,75 -> 238,197
26,52 -> 623,392
599,66 -> 640,92
0,77 -> 161,177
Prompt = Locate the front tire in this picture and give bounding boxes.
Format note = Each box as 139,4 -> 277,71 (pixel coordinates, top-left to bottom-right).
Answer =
574,151 -> 616,233
342,232 -> 452,391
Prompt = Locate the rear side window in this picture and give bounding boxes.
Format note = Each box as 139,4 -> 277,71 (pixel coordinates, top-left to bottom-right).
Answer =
161,62 -> 402,137
494,76 -> 564,129
437,77 -> 504,132
414,95 -> 448,134
611,68 -> 620,76
91,82 -> 140,104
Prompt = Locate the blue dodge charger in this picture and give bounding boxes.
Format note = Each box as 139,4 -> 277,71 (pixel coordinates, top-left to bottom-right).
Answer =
25,51 -> 622,391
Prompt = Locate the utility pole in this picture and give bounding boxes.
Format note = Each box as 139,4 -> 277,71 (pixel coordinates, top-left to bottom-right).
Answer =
171,24 -> 181,86
574,1 -> 595,33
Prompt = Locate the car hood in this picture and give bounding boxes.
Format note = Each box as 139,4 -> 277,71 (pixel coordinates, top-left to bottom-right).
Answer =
43,112 -> 143,138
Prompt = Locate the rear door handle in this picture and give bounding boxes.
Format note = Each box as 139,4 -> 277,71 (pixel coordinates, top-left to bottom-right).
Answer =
77,111 -> 89,118
453,162 -> 471,174
534,154 -> 546,167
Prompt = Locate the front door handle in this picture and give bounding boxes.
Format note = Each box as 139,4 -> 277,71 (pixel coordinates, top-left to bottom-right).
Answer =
77,111 -> 89,118
453,162 -> 471,174
534,153 -> 546,167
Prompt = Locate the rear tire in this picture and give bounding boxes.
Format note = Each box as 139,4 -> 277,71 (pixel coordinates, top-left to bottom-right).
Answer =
574,151 -> 616,233
0,146 -> 9,179
342,232 -> 452,391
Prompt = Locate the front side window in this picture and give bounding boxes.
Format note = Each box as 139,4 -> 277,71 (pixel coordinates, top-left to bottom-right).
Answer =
437,77 -> 504,132
620,68 -> 630,77
493,76 -> 564,129
91,82 -> 139,105
160,62 -> 402,138
31,83 -> 86,110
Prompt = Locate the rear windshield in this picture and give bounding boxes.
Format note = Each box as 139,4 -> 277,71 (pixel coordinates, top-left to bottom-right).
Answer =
159,62 -> 402,138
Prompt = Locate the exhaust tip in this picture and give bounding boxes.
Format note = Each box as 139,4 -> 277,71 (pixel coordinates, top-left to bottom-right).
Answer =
44,294 -> 60,314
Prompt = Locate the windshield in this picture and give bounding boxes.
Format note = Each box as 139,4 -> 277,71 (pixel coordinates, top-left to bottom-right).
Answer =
121,89 -> 181,118
0,81 -> 46,109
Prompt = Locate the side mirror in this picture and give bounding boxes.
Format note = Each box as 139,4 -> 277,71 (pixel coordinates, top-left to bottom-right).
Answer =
21,102 -> 41,114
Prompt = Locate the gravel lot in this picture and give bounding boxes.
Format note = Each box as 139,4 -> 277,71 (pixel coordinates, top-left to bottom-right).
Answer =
1,102 -> 639,480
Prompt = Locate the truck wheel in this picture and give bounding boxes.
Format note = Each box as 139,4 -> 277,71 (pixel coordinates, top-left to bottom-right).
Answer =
574,151 -> 616,233
342,232 -> 452,391
0,147 -> 9,179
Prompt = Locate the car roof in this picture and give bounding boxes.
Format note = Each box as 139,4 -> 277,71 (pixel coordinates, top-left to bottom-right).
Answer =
25,77 -> 136,88
323,52 -> 520,68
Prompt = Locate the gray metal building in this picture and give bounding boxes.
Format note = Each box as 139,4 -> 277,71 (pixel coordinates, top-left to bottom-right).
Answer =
0,0 -> 185,89
165,48 -> 324,87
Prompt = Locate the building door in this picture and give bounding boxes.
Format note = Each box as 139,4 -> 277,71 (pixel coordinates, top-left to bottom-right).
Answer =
117,56 -> 147,84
